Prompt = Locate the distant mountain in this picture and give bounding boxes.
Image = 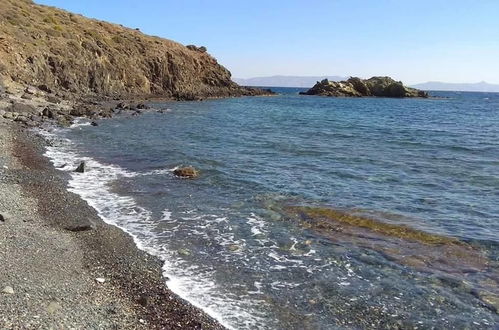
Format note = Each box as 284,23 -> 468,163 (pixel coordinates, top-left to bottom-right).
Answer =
411,81 -> 499,92
233,75 -> 346,88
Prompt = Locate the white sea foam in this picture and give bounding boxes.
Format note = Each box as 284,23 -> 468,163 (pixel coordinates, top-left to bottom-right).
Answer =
38,127 -> 270,330
246,213 -> 268,238
70,118 -> 92,128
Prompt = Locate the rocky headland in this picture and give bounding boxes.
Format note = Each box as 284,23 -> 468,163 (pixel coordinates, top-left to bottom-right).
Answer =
300,76 -> 429,98
0,0 -> 273,127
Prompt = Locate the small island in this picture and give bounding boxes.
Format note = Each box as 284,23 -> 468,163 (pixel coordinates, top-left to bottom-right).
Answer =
300,76 -> 429,98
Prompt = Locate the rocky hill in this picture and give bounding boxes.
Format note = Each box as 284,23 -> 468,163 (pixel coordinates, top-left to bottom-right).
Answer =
300,77 -> 428,98
0,0 -> 266,100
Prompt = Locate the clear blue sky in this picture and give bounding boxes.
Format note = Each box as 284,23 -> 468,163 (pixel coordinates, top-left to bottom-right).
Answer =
35,0 -> 499,84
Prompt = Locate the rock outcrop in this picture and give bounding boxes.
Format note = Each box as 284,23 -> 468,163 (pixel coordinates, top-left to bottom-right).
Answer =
0,0 -> 270,100
300,77 -> 429,98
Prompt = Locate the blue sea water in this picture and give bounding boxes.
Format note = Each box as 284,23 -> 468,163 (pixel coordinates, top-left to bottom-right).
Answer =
43,88 -> 499,329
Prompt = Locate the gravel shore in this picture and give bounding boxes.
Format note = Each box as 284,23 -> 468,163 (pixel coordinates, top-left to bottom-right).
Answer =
0,118 -> 223,329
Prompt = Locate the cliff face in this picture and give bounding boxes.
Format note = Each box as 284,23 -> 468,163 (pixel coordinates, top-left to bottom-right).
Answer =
300,77 -> 429,98
0,0 -> 262,100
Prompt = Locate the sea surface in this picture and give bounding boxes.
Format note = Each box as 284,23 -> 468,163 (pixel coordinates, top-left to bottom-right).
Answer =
42,88 -> 499,329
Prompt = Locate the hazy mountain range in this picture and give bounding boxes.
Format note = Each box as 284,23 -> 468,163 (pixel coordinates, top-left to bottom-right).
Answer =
410,81 -> 499,92
234,76 -> 499,92
233,75 -> 345,88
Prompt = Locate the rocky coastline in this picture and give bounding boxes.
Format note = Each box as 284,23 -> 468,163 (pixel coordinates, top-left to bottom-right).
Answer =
0,82 -> 272,129
300,76 -> 429,98
0,0 -> 275,328
0,0 -> 274,129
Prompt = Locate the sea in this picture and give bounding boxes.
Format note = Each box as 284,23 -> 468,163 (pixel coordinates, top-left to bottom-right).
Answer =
40,88 -> 499,329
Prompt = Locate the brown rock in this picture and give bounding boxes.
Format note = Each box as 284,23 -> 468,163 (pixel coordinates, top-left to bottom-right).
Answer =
173,166 -> 199,178
301,76 -> 429,98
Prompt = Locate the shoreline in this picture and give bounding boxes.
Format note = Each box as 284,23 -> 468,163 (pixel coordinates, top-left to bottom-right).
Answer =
0,118 -> 224,328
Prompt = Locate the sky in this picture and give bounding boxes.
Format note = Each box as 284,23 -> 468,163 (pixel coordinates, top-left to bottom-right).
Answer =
35,0 -> 499,84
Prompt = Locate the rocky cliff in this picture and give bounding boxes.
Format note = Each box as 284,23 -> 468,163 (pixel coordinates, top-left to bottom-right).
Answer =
300,77 -> 429,98
0,0 -> 267,100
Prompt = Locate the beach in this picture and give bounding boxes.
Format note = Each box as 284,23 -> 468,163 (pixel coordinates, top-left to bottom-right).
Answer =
0,118 -> 222,329
1,1 -> 498,328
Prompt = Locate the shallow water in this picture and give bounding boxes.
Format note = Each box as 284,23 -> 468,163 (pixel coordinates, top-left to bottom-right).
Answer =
42,89 -> 499,329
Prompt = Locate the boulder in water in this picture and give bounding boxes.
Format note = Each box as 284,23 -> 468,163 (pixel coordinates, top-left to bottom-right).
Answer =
74,161 -> 85,173
173,166 -> 199,178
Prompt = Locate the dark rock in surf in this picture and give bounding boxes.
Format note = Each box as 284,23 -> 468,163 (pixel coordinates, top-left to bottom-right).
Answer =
116,102 -> 131,110
74,161 -> 85,173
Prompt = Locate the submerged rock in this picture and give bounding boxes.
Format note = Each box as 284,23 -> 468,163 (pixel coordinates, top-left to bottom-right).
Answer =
228,244 -> 240,252
276,204 -> 496,292
74,161 -> 85,173
300,76 -> 429,98
173,166 -> 199,178
178,248 -> 191,256
289,206 -> 458,244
